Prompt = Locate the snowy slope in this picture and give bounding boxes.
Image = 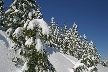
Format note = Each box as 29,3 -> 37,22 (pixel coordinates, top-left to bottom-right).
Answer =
97,64 -> 108,72
0,38 -> 11,72
106,61 -> 108,68
0,30 -> 108,72
0,30 -> 17,72
46,47 -> 78,72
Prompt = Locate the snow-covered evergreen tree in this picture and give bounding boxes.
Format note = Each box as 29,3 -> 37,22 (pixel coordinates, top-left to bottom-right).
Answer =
70,22 -> 81,58
50,17 -> 55,30
48,17 -> 56,47
3,0 -> 55,72
52,24 -> 59,47
63,21 -> 68,34
61,22 -> 70,54
23,19 -> 55,72
66,27 -> 74,55
80,34 -> 99,72
0,0 -> 4,26
88,40 -> 100,64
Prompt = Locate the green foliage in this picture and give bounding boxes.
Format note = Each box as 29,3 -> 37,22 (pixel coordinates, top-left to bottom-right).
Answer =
3,0 -> 55,72
48,19 -> 104,71
20,45 -> 55,72
3,0 -> 106,71
0,0 -> 5,26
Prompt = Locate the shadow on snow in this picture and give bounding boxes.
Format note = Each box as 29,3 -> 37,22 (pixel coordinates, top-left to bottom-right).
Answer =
0,34 -> 9,48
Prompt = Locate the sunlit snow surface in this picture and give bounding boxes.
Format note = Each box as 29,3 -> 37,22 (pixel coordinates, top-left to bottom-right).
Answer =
46,47 -> 78,72
0,30 -> 16,72
96,64 -> 108,72
0,30 -> 108,72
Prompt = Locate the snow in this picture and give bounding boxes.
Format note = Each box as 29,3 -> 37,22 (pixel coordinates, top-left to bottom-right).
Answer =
16,62 -> 28,72
13,16 -> 19,22
73,63 -> 85,69
61,53 -> 76,65
26,20 -> 35,30
21,62 -> 28,71
5,0 -> 18,14
51,17 -> 55,24
10,0 -> 17,7
0,30 -> 17,72
1,30 -> 15,49
15,9 -> 19,12
5,9 -> 11,14
36,38 -> 43,52
6,28 -> 13,37
26,19 -> 49,35
0,30 -> 108,72
28,12 -> 32,19
88,66 -> 95,71
106,61 -> 108,67
96,64 -> 108,72
12,6 -> 16,10
0,26 -> 5,31
13,27 -> 23,39
46,47 -> 78,72
69,69 -> 74,72
0,40 -> 14,72
25,37 -> 33,47
23,19 -> 30,28
35,32 -> 45,53
73,22 -> 77,29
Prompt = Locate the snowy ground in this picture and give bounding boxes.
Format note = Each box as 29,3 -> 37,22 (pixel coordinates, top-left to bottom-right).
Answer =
106,61 -> 108,68
97,64 -> 108,72
0,30 -> 108,72
46,47 -> 78,72
0,30 -> 16,72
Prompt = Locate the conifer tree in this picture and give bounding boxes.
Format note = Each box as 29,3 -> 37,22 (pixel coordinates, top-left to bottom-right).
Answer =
66,27 -> 74,55
63,21 -> 67,34
53,23 -> 60,48
58,27 -> 64,50
61,22 -> 69,53
0,0 -> 4,26
48,17 -> 56,47
3,0 -> 55,72
80,34 -> 99,71
71,22 -> 81,58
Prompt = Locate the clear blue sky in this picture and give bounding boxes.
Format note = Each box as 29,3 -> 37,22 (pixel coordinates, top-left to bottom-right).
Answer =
4,0 -> 108,60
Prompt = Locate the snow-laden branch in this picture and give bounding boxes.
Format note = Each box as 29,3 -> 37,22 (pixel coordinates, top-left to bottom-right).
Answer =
26,19 -> 49,35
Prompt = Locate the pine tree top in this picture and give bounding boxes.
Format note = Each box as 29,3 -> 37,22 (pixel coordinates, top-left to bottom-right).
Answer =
51,17 -> 55,24
73,22 -> 78,29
